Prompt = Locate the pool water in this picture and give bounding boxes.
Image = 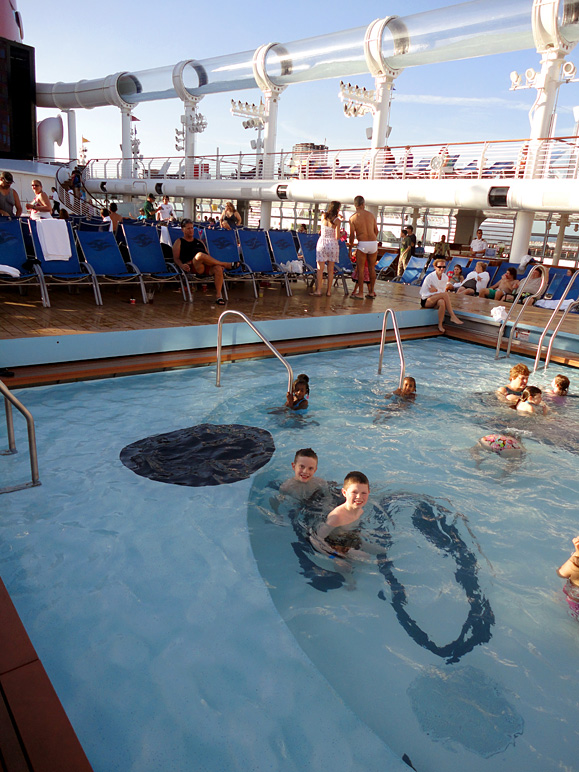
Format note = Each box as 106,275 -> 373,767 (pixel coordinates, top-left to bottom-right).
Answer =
2,338 -> 578,772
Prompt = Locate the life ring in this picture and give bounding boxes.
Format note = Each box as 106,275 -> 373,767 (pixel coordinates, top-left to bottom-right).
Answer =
479,433 -> 523,456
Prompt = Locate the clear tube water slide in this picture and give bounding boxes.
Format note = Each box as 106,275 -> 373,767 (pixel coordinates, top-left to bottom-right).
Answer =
37,0 -> 579,109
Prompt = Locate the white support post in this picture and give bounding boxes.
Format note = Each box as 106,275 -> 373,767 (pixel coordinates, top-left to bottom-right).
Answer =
252,43 -> 286,230
121,107 -> 132,179
65,109 -> 77,166
553,213 -> 569,266
510,0 -> 576,260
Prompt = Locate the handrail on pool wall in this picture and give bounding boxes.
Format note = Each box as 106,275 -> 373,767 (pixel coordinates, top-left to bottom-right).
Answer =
0,379 -> 41,494
215,310 -> 294,394
542,299 -> 579,371
377,308 -> 405,390
533,269 -> 579,372
494,264 -> 550,360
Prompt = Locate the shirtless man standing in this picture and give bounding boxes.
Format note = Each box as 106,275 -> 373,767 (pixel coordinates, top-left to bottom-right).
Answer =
348,195 -> 379,299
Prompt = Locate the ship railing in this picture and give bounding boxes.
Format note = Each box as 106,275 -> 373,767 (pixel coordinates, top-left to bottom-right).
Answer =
377,309 -> 405,390
1,380 -> 40,494
533,270 -> 579,372
495,265 -> 550,360
215,310 -> 293,395
84,136 -> 579,185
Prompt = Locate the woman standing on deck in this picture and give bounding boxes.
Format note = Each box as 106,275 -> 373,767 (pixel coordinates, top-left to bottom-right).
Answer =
26,180 -> 52,220
312,200 -> 341,297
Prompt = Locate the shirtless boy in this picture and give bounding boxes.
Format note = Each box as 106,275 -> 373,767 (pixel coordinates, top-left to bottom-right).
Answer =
348,196 -> 379,299
312,471 -> 370,558
479,267 -> 519,300
280,448 -> 324,499
496,363 -> 529,402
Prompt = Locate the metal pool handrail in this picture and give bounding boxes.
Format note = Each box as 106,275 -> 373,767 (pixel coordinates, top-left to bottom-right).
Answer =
1,380 -> 41,494
533,270 -> 579,372
378,309 -> 405,390
542,299 -> 579,371
494,264 -> 550,360
216,310 -> 294,394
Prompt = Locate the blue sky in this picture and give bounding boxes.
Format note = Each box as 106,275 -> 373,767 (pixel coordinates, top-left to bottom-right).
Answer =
20,0 -> 579,162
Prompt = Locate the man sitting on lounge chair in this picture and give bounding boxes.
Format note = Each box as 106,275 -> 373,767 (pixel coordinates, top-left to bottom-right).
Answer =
172,219 -> 239,306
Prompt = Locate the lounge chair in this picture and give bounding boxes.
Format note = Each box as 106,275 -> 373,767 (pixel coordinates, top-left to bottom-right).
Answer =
75,229 -> 147,303
268,229 -> 316,289
204,229 -> 257,298
391,256 -> 428,284
238,230 -> 291,296
375,252 -> 399,281
122,223 -> 191,302
0,218 -> 50,307
28,219 -> 101,305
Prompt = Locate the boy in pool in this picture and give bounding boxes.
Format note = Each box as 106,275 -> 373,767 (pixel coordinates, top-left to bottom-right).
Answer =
497,363 -> 530,402
311,471 -> 371,558
557,536 -> 579,619
280,448 -> 325,499
286,373 -> 309,410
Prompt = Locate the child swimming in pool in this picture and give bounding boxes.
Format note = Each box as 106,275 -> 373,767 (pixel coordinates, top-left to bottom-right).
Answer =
280,448 -> 325,499
516,386 -> 548,415
557,536 -> 579,619
392,376 -> 417,401
497,363 -> 530,402
545,374 -> 571,405
311,471 -> 371,558
286,373 -> 309,410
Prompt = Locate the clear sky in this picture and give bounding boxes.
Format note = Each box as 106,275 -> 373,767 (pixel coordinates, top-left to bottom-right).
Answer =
19,0 -> 579,162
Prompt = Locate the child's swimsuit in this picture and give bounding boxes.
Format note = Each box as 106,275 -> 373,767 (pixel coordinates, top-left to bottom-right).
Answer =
563,579 -> 579,618
503,386 -> 524,396
292,397 -> 308,410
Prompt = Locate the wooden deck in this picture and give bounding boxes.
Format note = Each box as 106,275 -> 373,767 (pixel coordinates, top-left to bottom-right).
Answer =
2,278 -> 579,386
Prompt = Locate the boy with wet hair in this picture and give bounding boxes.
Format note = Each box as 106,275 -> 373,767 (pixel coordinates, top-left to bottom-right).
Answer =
497,363 -> 530,402
280,448 -> 324,499
312,471 -> 371,558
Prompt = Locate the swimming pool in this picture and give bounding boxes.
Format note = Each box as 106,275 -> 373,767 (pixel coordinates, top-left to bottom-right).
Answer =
2,338 -> 578,772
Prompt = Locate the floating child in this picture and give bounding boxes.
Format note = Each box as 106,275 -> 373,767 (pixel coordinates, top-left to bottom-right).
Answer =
497,363 -> 530,402
516,386 -> 548,415
311,471 -> 371,559
557,536 -> 579,620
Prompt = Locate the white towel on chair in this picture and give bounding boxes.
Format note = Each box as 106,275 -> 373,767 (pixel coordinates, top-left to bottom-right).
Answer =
0,264 -> 19,277
36,219 -> 72,261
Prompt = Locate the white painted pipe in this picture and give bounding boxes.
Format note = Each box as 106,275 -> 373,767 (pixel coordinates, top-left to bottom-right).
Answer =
85,176 -> 579,214
37,115 -> 63,162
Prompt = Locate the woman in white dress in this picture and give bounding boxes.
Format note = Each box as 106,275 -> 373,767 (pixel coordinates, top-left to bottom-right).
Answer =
26,180 -> 52,220
312,200 -> 341,297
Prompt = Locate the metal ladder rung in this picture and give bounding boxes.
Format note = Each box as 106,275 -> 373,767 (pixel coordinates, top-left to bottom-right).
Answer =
1,380 -> 41,494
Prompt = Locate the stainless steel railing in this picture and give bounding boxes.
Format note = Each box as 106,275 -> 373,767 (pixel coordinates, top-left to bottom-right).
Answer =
1,380 -> 40,494
377,309 -> 405,390
216,310 -> 294,394
495,264 -> 550,359
533,270 -> 579,372
542,300 -> 579,371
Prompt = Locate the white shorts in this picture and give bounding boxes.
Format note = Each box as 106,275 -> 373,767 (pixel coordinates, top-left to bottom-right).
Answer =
355,241 -> 378,255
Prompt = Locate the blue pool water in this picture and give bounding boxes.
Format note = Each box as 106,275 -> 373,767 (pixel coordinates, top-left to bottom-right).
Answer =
2,338 -> 579,772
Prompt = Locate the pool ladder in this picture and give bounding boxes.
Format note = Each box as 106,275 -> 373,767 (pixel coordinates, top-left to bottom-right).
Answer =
1,379 -> 40,494
533,270 -> 579,372
216,310 -> 294,393
494,264 -> 550,360
377,309 -> 405,389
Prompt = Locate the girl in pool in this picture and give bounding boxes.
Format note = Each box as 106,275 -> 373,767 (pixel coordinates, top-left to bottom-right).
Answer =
516,386 -> 548,415
392,376 -> 416,401
546,374 -> 570,399
557,536 -> 579,620
286,373 -> 310,410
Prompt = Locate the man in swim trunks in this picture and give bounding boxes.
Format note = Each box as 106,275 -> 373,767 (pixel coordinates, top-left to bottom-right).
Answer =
172,219 -> 239,305
479,267 -> 519,301
348,195 -> 379,299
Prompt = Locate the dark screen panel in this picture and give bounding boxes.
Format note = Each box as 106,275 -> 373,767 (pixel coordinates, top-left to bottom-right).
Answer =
0,36 -> 36,160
